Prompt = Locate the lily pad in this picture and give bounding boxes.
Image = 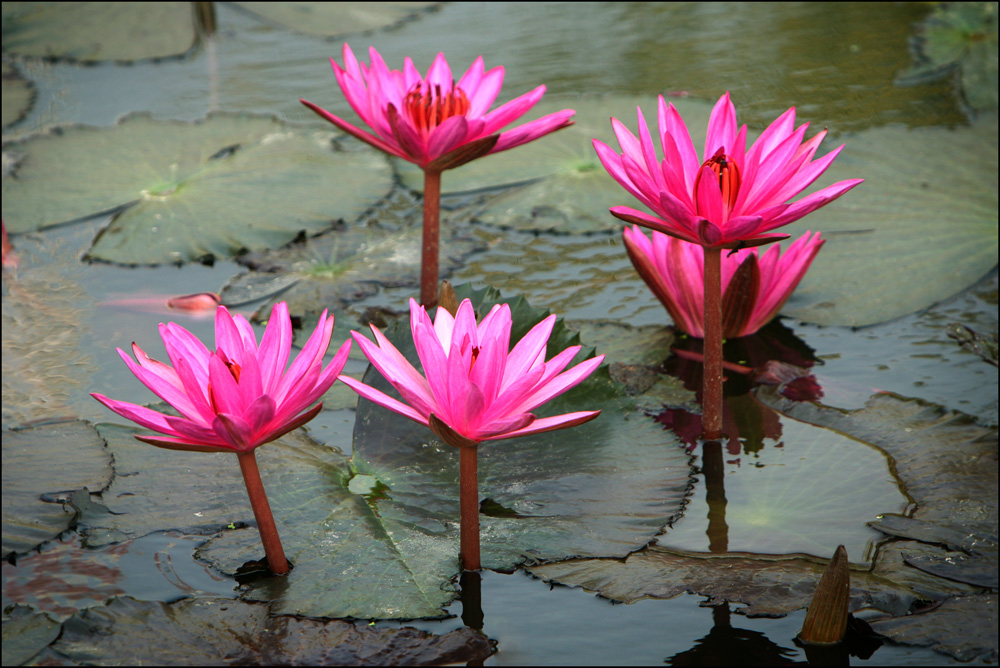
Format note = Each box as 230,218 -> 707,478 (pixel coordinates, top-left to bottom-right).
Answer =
529,548 -> 919,618
233,2 -> 439,38
869,594 -> 998,663
2,113 -> 393,265
897,1 -> 999,112
781,112 -> 998,327
655,415 -> 909,564
46,596 -> 494,666
1,420 -> 111,558
0,2 -> 198,62
1,63 -> 35,129
1,605 -> 60,667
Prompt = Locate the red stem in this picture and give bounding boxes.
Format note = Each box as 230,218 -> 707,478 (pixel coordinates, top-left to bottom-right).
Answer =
702,246 -> 724,439
420,169 -> 442,307
237,450 -> 289,575
459,445 -> 481,571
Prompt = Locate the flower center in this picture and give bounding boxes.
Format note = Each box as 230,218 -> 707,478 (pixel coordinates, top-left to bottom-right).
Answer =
404,83 -> 470,134
695,148 -> 741,211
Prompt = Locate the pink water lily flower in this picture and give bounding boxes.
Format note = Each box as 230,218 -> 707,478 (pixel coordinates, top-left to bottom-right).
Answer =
594,92 -> 863,248
341,298 -> 603,448
624,226 -> 825,338
92,302 -> 351,453
301,44 -> 575,172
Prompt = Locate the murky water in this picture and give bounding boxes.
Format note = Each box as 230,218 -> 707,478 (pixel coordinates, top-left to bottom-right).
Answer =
3,2 -> 996,665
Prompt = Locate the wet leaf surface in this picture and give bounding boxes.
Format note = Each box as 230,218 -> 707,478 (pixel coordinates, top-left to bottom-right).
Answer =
1,2 -> 197,62
2,531 -> 237,622
1,420 -> 111,558
40,596 -> 494,666
869,594 -> 998,663
529,548 -> 919,618
2,114 -> 393,264
1,605 -> 59,667
233,1 -> 440,38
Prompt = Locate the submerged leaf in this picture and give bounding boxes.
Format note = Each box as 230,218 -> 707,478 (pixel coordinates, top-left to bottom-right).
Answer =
1,420 -> 111,558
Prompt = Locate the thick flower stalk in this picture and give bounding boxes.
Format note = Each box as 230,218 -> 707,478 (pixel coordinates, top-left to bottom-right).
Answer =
595,92 -> 860,440
302,44 -> 574,305
92,302 -> 351,575
624,226 -> 825,338
341,298 -> 603,570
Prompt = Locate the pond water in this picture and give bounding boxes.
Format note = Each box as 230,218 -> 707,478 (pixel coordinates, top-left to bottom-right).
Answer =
2,2 -> 997,666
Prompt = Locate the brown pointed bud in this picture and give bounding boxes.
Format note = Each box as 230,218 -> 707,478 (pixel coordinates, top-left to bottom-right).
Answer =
438,280 -> 460,317
799,544 -> 850,645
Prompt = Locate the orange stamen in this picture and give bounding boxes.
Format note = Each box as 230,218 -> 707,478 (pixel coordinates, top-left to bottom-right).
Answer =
696,147 -> 741,211
404,83 -> 470,134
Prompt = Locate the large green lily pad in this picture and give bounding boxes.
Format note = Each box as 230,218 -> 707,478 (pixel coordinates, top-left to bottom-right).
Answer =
233,2 -> 439,38
1,2 -> 198,62
782,112 -> 998,327
1,420 -> 111,558
2,113 -> 393,265
44,596 -> 494,666
655,415 -> 909,564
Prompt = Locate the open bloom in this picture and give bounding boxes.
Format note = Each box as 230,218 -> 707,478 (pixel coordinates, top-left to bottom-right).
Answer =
301,44 -> 575,172
625,226 -> 824,338
594,92 -> 862,248
340,298 -> 603,447
92,302 -> 351,453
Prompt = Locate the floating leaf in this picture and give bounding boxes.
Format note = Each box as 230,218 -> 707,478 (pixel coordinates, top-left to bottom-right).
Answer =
1,420 -> 111,558
1,605 -> 59,667
781,113 -> 998,326
869,594 -> 998,663
47,596 -> 494,666
0,2 -> 198,62
897,1 -> 998,111
529,548 -> 918,618
233,2 -> 439,38
2,113 -> 393,265
1,63 -> 34,129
